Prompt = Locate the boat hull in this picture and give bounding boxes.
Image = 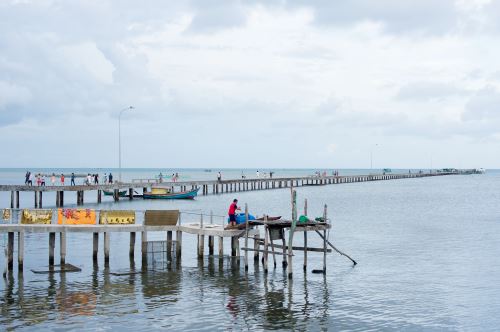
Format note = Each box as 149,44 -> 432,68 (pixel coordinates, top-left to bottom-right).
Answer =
143,188 -> 199,200
103,190 -> 127,197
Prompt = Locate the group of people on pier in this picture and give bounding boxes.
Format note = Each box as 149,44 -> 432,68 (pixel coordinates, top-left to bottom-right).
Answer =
24,171 -> 114,186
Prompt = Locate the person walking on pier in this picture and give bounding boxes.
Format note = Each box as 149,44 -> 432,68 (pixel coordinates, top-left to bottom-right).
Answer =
28,172 -> 33,186
228,199 -> 241,227
60,174 -> 65,186
94,174 -> 99,184
108,173 -> 113,184
41,175 -> 46,186
24,171 -> 30,185
51,173 -> 56,185
103,173 -> 107,185
217,171 -> 222,182
70,173 -> 75,186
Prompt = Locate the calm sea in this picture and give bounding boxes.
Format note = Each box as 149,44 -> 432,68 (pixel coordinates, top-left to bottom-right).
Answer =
0,168 -> 499,331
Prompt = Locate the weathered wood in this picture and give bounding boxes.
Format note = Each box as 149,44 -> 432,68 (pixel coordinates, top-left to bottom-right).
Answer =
218,236 -> 223,257
39,191 -> 43,208
60,232 -> 67,265
304,199 -> 308,271
244,203 -> 249,271
93,232 -> 99,262
253,234 -> 260,261
18,232 -> 24,271
48,232 -> 55,266
208,235 -> 214,255
176,230 -> 182,258
16,191 -> 19,208
241,248 -> 293,256
198,235 -> 205,258
141,231 -> 147,266
7,232 -> 14,270
256,240 -> 332,252
323,204 -> 327,273
97,190 -> 102,203
104,232 -> 110,264
263,224 -> 269,273
10,191 -> 14,208
129,232 -> 136,259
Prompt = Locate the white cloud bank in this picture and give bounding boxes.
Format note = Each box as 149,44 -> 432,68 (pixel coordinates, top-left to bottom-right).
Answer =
1,0 -> 500,168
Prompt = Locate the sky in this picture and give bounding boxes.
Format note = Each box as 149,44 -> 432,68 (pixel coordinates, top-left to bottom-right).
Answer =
1,0 -> 500,169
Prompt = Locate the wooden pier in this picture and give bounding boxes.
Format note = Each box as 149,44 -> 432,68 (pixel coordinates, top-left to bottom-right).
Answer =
1,200 -> 334,279
0,172 -> 456,208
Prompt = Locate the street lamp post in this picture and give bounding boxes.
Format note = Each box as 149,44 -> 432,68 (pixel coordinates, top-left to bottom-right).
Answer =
119,106 -> 134,183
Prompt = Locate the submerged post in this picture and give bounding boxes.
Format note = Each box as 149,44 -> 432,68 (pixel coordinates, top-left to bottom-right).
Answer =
93,232 -> 99,262
18,232 -> 24,271
60,232 -> 67,265
208,236 -> 214,256
244,203 -> 249,271
7,232 -> 14,271
48,232 -> 55,266
304,199 -> 308,271
130,232 -> 136,259
288,190 -> 297,279
176,231 -> 182,258
323,204 -> 328,273
104,232 -> 110,265
218,236 -> 223,258
263,221 -> 269,273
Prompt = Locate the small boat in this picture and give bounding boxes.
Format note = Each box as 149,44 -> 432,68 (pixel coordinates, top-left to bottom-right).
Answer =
255,216 -> 282,221
103,190 -> 127,197
143,187 -> 199,200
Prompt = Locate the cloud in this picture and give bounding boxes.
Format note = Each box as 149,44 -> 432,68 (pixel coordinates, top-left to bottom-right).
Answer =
462,87 -> 500,122
396,81 -> 466,102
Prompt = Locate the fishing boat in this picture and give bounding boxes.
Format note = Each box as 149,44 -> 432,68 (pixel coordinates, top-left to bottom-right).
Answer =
143,187 -> 199,200
103,190 -> 127,197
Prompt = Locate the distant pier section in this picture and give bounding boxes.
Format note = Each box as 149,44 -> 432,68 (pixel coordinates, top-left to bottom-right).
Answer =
0,170 -> 469,208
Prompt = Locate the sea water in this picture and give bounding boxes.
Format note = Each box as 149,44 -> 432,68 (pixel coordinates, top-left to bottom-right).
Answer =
0,169 -> 499,331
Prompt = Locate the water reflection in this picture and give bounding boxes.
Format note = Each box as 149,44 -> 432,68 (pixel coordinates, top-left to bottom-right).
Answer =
1,258 -> 331,331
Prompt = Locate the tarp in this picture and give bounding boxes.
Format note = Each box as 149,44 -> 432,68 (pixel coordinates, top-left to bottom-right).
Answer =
21,209 -> 53,224
58,209 -> 96,225
227,213 -> 256,225
99,210 -> 135,225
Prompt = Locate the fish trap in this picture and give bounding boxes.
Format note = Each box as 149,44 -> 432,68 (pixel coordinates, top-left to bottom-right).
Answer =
146,240 -> 177,266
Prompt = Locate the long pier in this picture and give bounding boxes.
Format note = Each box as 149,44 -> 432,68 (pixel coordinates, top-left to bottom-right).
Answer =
0,172 -> 457,208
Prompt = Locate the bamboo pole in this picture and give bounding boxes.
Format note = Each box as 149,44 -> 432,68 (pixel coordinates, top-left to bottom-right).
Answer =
304,198 -> 308,271
244,203 -> 249,271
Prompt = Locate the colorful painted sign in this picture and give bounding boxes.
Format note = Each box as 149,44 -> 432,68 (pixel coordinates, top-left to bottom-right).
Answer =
99,210 -> 135,225
58,209 -> 96,225
21,209 -> 53,224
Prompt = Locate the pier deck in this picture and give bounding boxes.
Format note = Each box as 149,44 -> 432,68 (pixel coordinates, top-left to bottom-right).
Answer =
0,172 -> 458,208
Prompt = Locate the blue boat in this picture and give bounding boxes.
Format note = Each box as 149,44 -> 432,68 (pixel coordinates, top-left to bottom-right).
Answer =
143,187 -> 199,200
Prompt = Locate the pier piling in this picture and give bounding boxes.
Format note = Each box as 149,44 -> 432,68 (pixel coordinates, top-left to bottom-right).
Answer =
93,232 -> 99,262
48,232 -> 55,266
18,232 -> 24,271
60,232 -> 67,265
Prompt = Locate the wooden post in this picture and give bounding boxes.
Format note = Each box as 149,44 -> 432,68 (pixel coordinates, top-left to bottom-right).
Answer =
104,232 -> 110,265
49,232 -> 55,266
60,232 -> 67,265
198,235 -> 205,258
7,232 -> 14,270
18,232 -> 24,271
244,203 -> 249,271
304,198 -> 308,271
141,231 -> 148,265
113,189 -> 119,202
281,229 -> 287,268
176,231 -> 182,258
80,190 -> 84,205
218,236 -> 224,258
34,191 -> 38,208
208,236 -> 214,255
288,190 -> 297,279
16,191 -> 19,208
323,204 -> 327,273
263,225 -> 269,273
97,190 -> 102,203
39,191 -> 43,208
10,191 -> 14,208
167,230 -> 173,260
56,191 -> 60,207
93,232 -> 99,262
130,232 -> 136,259
231,237 -> 237,256
60,191 -> 64,206
253,234 -> 260,261
129,188 -> 133,200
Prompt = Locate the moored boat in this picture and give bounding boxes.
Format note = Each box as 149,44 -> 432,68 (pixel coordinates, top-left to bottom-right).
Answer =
103,190 -> 127,197
143,187 -> 199,199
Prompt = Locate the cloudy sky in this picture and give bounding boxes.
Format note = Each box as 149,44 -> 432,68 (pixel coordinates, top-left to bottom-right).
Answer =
1,0 -> 500,169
